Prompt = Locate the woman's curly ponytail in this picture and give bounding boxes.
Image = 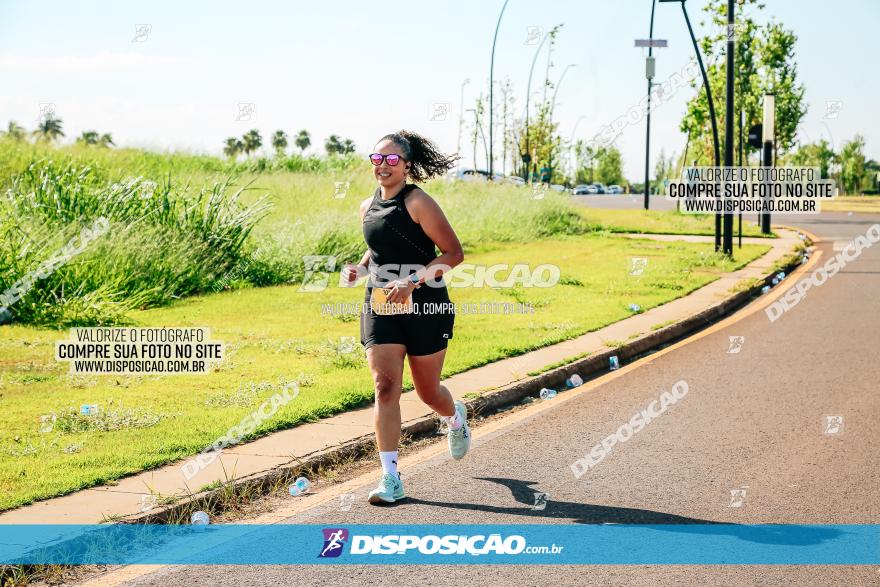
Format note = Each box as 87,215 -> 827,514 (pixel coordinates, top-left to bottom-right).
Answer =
378,130 -> 461,182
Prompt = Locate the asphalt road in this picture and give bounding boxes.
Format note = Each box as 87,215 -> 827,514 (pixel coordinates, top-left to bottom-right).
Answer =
121,211 -> 880,586
573,192 -> 678,211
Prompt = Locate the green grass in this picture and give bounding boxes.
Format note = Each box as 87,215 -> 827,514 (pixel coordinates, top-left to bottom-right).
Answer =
527,351 -> 591,377
575,205 -> 773,238
0,140 -> 592,326
821,195 -> 880,214
0,234 -> 769,511
0,140 -> 778,511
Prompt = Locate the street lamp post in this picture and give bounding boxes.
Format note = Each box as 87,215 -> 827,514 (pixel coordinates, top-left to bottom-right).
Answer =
635,32 -> 668,209
660,0 -> 721,251
722,0 -> 735,256
523,31 -> 550,182
548,63 -> 577,184
645,0 -> 657,210
488,0 -> 510,181
550,64 -> 577,118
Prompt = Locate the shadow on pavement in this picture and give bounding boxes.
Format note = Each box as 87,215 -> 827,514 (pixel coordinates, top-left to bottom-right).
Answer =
401,477 -> 844,546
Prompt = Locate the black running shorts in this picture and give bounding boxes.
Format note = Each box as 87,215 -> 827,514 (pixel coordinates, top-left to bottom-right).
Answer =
360,285 -> 455,356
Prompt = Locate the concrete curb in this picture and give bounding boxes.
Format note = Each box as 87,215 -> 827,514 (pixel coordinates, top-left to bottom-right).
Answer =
123,232 -> 811,525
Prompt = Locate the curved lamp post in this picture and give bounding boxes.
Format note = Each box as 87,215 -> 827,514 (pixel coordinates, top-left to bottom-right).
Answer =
488,0 -> 510,180
660,0 -> 721,251
548,63 -> 576,184
523,31 -> 550,182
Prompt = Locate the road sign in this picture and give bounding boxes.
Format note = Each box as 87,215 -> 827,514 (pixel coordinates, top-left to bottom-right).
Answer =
635,39 -> 668,48
747,124 -> 763,149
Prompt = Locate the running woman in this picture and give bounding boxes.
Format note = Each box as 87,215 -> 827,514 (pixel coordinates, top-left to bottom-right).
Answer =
342,130 -> 469,505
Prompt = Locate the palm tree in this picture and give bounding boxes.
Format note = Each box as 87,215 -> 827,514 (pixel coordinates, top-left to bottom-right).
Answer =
77,130 -> 100,145
3,121 -> 26,142
223,137 -> 243,159
271,130 -> 288,157
295,130 -> 311,154
325,134 -> 343,155
242,129 -> 262,157
77,130 -> 115,147
33,115 -> 64,143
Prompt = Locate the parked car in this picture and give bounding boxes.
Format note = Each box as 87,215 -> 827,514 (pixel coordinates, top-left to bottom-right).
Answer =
607,185 -> 624,194
571,184 -> 594,195
549,184 -> 566,192
592,182 -> 606,194
503,176 -> 526,187
446,168 -> 489,182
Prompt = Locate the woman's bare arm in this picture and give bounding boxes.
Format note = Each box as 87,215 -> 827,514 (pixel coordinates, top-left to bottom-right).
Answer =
406,190 -> 464,285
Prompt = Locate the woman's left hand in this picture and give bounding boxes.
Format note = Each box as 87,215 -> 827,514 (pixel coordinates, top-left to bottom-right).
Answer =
385,279 -> 415,304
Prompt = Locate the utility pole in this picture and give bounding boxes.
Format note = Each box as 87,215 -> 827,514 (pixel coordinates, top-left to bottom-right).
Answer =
761,94 -> 776,234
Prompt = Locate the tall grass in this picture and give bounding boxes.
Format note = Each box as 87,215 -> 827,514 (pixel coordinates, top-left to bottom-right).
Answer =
0,138 -> 363,189
0,139 -> 598,326
1,154 -> 272,326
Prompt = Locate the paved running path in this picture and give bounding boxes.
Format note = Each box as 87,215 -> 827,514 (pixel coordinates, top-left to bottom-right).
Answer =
99,214 -> 879,585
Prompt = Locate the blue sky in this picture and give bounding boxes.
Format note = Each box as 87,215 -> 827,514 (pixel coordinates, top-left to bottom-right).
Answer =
1,0 -> 876,179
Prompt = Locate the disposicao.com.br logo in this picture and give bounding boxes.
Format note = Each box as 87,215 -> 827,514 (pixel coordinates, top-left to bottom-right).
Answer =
318,528 -> 563,557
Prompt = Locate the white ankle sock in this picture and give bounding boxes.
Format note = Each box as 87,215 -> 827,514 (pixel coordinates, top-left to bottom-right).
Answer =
379,451 -> 399,478
442,409 -> 463,431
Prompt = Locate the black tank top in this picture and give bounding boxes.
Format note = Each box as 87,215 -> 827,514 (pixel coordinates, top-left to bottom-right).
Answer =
362,183 -> 446,292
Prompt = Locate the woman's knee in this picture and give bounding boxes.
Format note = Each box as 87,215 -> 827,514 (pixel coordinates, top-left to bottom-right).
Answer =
373,376 -> 401,404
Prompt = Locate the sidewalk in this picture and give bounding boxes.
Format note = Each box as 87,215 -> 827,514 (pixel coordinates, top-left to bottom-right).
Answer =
0,230 -> 803,524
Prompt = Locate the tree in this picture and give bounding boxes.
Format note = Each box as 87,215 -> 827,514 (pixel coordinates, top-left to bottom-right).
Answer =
33,115 -> 64,143
471,93 -> 488,171
77,130 -> 114,147
838,135 -> 866,195
325,135 -> 343,155
271,130 -> 288,156
680,0 -> 806,165
518,100 -> 561,183
241,129 -> 262,157
324,135 -> 356,156
3,121 -> 26,141
594,146 -> 624,186
573,140 -> 596,184
295,130 -> 311,154
223,137 -> 243,159
77,130 -> 99,145
864,159 -> 880,192
789,139 -> 836,179
653,149 -> 676,193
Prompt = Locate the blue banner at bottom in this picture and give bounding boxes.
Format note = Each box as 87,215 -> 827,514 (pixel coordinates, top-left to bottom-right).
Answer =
1,524 -> 877,565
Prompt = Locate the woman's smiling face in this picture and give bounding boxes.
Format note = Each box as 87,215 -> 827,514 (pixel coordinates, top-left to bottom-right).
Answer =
373,139 -> 409,188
